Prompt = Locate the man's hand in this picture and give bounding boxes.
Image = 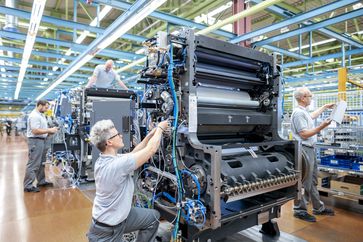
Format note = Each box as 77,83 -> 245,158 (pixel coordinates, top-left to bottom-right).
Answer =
320,118 -> 332,129
48,127 -> 58,134
158,120 -> 169,132
324,103 -> 335,109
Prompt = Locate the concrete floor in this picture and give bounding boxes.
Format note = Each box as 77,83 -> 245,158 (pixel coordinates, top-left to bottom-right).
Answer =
1,134 -> 363,242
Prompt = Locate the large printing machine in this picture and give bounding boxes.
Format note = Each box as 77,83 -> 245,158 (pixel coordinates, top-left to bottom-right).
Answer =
135,29 -> 301,241
53,29 -> 301,241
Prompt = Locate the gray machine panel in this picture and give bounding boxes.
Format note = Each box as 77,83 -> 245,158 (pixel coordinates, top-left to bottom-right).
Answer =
90,98 -> 132,165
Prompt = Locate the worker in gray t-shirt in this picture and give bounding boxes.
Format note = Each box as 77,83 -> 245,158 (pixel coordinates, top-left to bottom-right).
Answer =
87,119 -> 169,242
291,87 -> 335,222
86,60 -> 128,89
23,100 -> 58,193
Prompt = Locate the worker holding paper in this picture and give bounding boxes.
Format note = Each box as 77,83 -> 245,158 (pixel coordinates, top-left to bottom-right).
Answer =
291,87 -> 336,222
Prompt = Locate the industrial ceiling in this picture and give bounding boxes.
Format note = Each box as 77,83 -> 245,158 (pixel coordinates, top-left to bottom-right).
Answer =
0,0 -> 362,115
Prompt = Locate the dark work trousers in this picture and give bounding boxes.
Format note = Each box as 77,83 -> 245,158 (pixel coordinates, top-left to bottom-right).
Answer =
294,145 -> 325,213
6,126 -> 11,136
87,207 -> 160,242
23,138 -> 47,189
42,135 -> 53,166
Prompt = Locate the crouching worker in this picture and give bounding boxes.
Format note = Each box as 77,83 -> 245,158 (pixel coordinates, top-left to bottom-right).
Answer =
87,119 -> 169,242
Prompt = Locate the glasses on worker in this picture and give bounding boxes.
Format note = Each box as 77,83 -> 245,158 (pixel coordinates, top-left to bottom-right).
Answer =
304,94 -> 313,98
108,132 -> 121,140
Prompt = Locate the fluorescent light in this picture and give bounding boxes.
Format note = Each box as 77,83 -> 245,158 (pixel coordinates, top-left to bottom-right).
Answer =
97,0 -> 167,50
73,6 -> 112,44
280,27 -> 289,33
194,1 -> 232,26
135,48 -> 145,54
353,3 -> 363,10
75,31 -> 90,44
116,57 -> 146,73
288,38 -> 336,52
90,6 -> 112,26
14,0 -> 46,99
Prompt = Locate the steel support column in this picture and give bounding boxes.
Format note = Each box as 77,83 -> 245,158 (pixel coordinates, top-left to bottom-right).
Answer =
233,0 -> 251,47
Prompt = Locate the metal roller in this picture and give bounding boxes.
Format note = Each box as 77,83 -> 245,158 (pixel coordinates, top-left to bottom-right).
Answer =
196,87 -> 259,108
195,51 -> 261,72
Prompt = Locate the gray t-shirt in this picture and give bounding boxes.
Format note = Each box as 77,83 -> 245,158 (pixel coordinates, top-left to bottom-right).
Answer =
92,65 -> 121,88
27,109 -> 48,138
291,106 -> 317,147
92,153 -> 136,225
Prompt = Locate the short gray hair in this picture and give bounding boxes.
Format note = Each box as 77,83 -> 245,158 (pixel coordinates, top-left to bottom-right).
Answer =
90,119 -> 115,152
105,59 -> 114,66
294,87 -> 309,101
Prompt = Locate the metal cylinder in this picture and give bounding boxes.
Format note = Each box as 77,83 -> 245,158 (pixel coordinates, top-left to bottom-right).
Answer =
197,87 -> 259,109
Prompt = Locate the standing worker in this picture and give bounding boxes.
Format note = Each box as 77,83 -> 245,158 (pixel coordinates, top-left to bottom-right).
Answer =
86,60 -> 128,89
23,100 -> 58,193
5,120 -> 12,136
291,87 -> 335,222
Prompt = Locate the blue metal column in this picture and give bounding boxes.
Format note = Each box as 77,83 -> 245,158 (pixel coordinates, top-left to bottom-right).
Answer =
309,31 -> 313,72
299,24 -> 302,55
341,43 -> 345,67
96,3 -> 100,37
73,0 -> 77,42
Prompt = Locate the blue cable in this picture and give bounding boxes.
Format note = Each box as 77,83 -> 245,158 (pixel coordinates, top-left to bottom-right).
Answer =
168,42 -> 184,241
180,169 -> 201,201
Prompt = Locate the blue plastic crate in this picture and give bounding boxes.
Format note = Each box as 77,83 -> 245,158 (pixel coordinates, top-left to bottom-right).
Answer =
352,162 -> 363,172
320,155 -> 360,169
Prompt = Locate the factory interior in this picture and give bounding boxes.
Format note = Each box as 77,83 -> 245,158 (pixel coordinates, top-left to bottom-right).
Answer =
0,0 -> 363,241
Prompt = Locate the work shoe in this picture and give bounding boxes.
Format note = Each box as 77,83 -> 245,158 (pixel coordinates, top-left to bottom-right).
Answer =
293,211 -> 316,222
24,186 -> 40,193
313,207 -> 335,216
38,182 -> 53,187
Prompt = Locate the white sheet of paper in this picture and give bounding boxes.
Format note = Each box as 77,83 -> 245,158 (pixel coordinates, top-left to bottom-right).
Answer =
330,100 -> 347,124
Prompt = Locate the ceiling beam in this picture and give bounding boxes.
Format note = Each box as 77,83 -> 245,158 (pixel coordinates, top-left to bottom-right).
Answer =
231,0 -> 360,44
0,66 -> 90,78
254,9 -> 363,47
261,45 -> 308,59
282,48 -> 363,68
0,56 -> 94,72
0,45 -> 105,65
251,0 -> 363,48
0,5 -> 146,43
0,30 -> 143,60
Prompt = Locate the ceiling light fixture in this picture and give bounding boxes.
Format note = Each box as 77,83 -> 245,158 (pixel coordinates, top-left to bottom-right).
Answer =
96,0 -> 167,50
14,0 -> 46,99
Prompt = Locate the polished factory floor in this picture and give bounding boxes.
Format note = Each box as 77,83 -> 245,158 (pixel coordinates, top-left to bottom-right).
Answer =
1,134 -> 363,242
